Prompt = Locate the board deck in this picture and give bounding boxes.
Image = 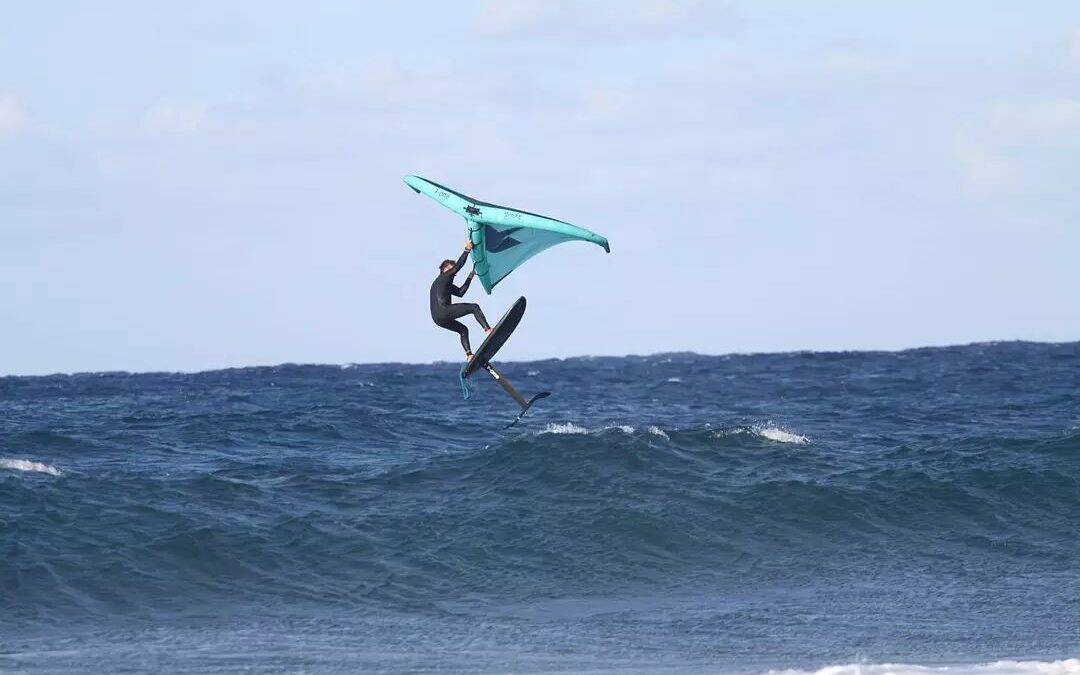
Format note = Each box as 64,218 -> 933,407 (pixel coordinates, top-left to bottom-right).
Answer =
463,296 -> 526,378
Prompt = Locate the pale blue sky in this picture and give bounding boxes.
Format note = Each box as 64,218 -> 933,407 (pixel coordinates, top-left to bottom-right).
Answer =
3,1 -> 1079,375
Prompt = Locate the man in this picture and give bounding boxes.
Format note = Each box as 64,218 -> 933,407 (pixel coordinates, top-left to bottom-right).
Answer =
431,240 -> 491,361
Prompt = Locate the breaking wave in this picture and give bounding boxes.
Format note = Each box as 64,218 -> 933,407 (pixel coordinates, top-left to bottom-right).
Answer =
1,458 -> 62,476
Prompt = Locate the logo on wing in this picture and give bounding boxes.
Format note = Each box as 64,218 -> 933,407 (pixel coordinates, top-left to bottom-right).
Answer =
464,205 -> 482,217
484,224 -> 523,253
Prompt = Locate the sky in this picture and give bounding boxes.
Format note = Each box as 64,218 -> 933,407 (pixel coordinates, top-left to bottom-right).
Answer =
2,1 -> 1080,375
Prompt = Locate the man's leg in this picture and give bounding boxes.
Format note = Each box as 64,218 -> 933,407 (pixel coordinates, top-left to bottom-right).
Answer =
446,303 -> 491,332
437,319 -> 472,355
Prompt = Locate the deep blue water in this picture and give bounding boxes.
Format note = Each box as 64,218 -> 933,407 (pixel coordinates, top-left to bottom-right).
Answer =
2,342 -> 1078,673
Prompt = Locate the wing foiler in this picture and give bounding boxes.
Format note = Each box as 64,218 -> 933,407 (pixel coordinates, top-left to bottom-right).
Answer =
404,175 -> 609,426
403,175 -> 610,293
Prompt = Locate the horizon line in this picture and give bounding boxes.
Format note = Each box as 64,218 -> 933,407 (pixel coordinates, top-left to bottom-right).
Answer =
3,337 -> 1076,380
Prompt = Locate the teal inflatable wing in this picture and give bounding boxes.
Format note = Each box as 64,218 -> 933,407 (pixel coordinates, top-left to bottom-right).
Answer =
404,175 -> 610,294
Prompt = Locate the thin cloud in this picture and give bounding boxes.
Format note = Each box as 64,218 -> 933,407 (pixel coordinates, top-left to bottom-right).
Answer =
475,0 -> 737,41
308,61 -> 453,110
821,50 -> 892,79
584,87 -> 631,121
957,146 -> 1021,198
145,102 -> 210,134
0,94 -> 27,136
984,99 -> 1080,144
957,98 -> 1080,200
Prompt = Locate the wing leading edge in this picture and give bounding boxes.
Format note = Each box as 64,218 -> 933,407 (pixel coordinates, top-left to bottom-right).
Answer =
404,175 -> 609,293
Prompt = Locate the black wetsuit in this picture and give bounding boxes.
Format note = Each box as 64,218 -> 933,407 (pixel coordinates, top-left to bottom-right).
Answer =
430,249 -> 490,354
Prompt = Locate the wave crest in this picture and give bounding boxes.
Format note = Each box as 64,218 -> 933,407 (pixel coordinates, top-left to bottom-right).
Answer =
712,424 -> 810,445
1,458 -> 62,476
769,658 -> 1080,675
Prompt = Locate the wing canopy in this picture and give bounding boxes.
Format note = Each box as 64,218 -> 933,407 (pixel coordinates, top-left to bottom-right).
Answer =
404,175 -> 609,293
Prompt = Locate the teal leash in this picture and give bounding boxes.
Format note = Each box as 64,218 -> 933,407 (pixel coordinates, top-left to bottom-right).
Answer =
459,363 -> 472,400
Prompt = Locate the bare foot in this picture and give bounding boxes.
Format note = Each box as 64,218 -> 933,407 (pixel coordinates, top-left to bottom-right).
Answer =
465,352 -> 474,361
485,327 -> 493,334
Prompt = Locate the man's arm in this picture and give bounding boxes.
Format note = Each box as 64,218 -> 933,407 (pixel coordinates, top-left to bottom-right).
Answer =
450,240 -> 472,274
451,269 -> 474,297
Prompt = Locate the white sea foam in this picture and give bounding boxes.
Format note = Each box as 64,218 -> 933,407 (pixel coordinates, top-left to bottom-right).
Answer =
540,423 -> 640,436
713,424 -> 810,445
766,658 -> 1080,675
754,425 -> 809,445
665,377 -> 682,383
540,423 -> 674,439
527,369 -> 540,376
541,422 -> 589,435
1,458 -> 62,476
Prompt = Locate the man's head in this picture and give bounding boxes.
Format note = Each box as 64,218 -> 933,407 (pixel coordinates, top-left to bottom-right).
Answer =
439,259 -> 455,274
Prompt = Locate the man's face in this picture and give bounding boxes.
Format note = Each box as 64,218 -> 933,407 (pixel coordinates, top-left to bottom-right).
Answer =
441,263 -> 454,274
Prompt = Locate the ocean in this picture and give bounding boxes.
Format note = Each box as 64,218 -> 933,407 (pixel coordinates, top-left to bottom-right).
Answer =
2,341 -> 1078,673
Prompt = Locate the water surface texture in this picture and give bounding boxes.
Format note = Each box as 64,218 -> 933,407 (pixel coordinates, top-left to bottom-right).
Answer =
2,342 -> 1078,672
